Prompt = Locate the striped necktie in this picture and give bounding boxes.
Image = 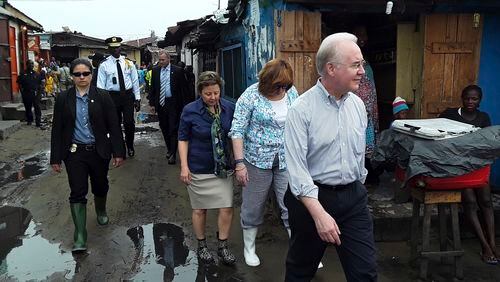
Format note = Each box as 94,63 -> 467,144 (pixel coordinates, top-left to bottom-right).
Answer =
160,67 -> 167,106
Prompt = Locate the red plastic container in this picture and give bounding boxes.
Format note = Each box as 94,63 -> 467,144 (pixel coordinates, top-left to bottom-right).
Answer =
395,165 -> 490,190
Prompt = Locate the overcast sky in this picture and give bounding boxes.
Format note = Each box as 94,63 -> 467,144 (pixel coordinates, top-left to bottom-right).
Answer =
10,0 -> 229,40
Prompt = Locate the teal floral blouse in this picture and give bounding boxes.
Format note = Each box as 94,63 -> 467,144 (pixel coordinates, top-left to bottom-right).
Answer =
229,83 -> 299,170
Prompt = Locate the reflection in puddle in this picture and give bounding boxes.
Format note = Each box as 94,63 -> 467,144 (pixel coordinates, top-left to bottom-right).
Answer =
0,153 -> 49,187
127,223 -> 242,281
135,125 -> 160,134
0,206 -> 75,280
136,112 -> 159,124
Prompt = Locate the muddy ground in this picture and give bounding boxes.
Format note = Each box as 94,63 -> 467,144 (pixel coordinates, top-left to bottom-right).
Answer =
1,113 -> 500,281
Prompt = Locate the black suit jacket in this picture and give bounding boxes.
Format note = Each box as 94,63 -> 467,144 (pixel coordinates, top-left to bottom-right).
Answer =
50,86 -> 125,164
148,64 -> 191,115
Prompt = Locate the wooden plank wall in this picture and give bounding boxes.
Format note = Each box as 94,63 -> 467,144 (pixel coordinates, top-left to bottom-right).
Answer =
421,14 -> 483,117
275,10 -> 321,94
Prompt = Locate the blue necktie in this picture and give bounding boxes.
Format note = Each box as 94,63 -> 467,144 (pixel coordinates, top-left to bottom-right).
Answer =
160,68 -> 167,106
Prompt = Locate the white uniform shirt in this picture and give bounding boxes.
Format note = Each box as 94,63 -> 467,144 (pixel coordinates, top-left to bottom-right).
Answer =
97,55 -> 140,100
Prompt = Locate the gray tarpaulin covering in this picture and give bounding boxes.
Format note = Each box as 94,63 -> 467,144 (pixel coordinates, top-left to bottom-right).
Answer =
372,125 -> 500,180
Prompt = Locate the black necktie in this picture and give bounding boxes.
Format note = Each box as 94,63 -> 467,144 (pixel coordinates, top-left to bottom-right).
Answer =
116,59 -> 126,94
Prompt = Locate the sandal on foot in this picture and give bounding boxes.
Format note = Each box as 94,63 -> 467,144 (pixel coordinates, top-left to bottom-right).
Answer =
480,252 -> 498,265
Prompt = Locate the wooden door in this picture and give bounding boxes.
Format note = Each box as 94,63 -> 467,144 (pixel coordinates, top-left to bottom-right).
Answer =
421,14 -> 483,117
0,19 -> 12,102
9,26 -> 19,94
275,10 -> 321,94
396,22 -> 423,115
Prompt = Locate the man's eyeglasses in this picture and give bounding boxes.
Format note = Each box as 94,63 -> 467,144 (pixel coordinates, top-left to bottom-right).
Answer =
329,60 -> 367,71
72,71 -> 92,77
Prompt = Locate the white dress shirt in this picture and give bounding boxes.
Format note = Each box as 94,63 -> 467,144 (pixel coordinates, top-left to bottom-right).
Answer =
284,80 -> 368,199
97,55 -> 140,100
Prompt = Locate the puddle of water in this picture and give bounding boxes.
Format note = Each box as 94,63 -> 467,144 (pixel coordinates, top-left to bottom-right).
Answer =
0,153 -> 49,187
136,112 -> 159,124
135,125 -> 160,134
126,223 -> 242,281
0,206 -> 75,280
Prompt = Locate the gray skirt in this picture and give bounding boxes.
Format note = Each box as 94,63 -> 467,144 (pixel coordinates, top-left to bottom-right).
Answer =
187,173 -> 234,209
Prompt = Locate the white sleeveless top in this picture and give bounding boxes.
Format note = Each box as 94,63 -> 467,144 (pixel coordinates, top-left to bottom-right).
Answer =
269,93 -> 288,127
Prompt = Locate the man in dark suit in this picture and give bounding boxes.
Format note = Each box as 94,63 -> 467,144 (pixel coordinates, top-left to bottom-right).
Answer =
50,58 -> 125,252
88,52 -> 106,88
17,60 -> 44,127
148,50 -> 190,164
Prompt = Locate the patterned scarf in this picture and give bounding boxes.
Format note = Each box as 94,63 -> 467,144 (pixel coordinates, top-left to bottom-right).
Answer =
206,104 -> 229,178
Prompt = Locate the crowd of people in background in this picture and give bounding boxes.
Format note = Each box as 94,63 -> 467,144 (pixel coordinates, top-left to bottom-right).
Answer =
25,54 -> 194,100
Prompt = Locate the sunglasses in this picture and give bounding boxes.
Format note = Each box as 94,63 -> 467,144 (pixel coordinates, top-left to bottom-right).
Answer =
274,84 -> 291,91
72,71 -> 92,77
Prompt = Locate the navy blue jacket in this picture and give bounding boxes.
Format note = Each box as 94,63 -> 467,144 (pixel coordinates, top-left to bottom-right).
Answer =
178,97 -> 235,174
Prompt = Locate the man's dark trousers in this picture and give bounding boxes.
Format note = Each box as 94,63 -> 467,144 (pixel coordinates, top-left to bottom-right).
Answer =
157,97 -> 179,157
21,91 -> 41,125
284,181 -> 377,282
109,90 -> 135,150
64,146 -> 110,204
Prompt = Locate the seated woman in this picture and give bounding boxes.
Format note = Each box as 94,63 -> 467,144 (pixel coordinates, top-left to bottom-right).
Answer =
178,71 -> 236,265
439,84 -> 496,264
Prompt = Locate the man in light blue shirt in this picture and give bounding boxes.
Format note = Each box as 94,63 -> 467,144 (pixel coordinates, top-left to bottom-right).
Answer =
284,33 -> 377,281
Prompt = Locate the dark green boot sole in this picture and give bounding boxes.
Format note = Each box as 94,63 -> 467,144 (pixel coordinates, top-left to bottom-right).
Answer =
70,203 -> 87,252
94,196 -> 109,225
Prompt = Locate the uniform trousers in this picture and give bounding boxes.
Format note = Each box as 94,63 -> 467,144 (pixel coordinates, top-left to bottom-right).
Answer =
64,145 -> 110,204
284,181 -> 377,282
157,98 -> 179,157
110,90 -> 135,149
21,91 -> 41,125
240,156 -> 289,229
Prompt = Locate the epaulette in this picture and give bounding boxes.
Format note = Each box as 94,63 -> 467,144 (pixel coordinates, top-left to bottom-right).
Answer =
124,58 -> 133,68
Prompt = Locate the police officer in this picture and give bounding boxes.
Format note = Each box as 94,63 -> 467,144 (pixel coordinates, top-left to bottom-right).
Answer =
17,60 -> 44,127
97,36 -> 140,157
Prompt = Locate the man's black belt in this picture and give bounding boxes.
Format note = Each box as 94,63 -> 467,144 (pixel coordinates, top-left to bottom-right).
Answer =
71,143 -> 96,152
314,181 -> 354,191
109,89 -> 133,95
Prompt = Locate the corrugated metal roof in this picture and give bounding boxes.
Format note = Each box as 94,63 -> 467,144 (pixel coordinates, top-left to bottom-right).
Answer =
0,6 -> 13,17
283,0 -> 500,13
49,32 -> 138,50
4,2 -> 43,30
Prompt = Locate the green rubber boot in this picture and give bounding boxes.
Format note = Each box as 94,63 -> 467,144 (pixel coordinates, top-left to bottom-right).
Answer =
70,203 -> 87,252
94,196 -> 109,225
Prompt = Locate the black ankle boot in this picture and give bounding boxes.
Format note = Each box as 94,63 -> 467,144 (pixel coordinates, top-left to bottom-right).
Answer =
197,239 -> 214,264
217,236 -> 236,265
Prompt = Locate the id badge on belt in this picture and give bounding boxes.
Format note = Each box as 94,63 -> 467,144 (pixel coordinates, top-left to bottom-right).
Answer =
70,143 -> 77,153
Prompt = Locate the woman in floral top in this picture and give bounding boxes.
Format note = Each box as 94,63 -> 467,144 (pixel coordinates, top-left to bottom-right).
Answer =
229,59 -> 298,267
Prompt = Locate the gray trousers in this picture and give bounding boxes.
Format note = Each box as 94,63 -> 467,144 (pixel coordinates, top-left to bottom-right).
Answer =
240,157 -> 289,229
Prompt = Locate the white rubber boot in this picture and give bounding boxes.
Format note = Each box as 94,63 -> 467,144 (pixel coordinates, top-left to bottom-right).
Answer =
287,227 -> 323,269
243,228 -> 260,266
